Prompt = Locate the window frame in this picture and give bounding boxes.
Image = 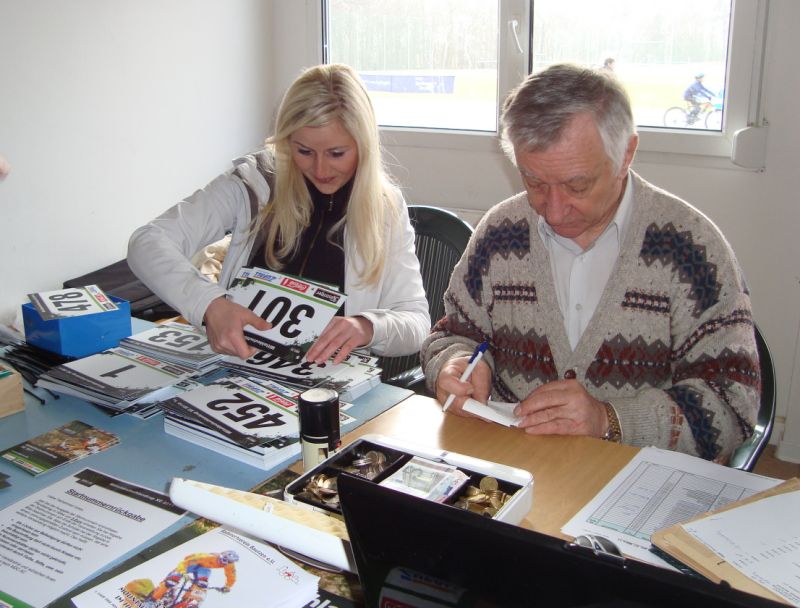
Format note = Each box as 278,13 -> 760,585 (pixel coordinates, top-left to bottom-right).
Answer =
318,0 -> 768,164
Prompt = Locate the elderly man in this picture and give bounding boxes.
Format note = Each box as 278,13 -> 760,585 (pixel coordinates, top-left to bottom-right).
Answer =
421,63 -> 758,461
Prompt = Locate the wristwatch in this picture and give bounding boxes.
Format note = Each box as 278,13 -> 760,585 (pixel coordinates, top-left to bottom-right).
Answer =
602,402 -> 622,443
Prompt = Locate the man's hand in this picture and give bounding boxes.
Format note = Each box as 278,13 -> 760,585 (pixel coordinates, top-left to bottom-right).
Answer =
305,316 -> 374,365
515,379 -> 608,437
203,297 -> 271,359
435,356 -> 491,416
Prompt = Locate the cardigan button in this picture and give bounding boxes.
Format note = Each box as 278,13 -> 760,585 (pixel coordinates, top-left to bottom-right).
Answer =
563,369 -> 577,380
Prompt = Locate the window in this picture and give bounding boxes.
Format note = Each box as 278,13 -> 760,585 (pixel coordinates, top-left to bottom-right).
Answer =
323,0 -> 768,162
531,0 -> 731,133
325,0 -> 504,132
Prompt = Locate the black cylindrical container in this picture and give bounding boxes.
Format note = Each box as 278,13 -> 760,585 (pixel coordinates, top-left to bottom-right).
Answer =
298,388 -> 341,471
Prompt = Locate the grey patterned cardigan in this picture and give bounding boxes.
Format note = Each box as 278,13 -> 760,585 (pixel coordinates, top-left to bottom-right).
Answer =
421,171 -> 759,461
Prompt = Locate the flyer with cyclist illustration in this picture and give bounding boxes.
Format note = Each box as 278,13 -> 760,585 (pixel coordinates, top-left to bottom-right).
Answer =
0,469 -> 185,608
71,526 -> 319,608
228,267 -> 346,364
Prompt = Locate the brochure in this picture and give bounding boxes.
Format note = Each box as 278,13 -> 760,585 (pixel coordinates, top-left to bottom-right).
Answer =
0,468 -> 185,608
0,419 -> 119,475
71,526 -> 319,608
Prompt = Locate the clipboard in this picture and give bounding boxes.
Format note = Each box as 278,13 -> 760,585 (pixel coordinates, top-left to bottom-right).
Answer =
651,477 -> 800,605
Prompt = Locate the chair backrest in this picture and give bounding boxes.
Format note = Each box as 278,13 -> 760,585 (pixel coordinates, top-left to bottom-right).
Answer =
380,205 -> 474,384
729,324 -> 776,472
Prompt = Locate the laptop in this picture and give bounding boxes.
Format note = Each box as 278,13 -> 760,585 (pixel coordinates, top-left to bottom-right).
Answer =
337,472 -> 784,608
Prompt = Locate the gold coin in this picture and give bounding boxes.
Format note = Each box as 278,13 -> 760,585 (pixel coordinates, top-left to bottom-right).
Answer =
465,493 -> 488,503
479,477 -> 499,492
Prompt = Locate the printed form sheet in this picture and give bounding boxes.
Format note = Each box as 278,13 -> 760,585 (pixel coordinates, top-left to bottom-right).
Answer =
684,491 -> 800,606
561,447 -> 780,568
0,468 -> 185,608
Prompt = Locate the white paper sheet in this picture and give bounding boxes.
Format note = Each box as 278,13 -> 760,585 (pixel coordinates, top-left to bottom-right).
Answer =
0,468 -> 185,607
684,491 -> 800,606
561,447 -> 781,568
462,398 -> 522,427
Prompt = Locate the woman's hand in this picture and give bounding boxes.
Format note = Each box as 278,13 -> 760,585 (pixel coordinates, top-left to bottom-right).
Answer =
202,297 -> 271,359
305,316 -> 374,365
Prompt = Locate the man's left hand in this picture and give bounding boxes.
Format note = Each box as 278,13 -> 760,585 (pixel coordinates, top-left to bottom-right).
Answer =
515,379 -> 608,437
305,316 -> 374,365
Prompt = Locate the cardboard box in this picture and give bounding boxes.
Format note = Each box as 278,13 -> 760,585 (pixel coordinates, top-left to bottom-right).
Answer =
0,365 -> 24,418
22,296 -> 132,358
285,433 -> 534,525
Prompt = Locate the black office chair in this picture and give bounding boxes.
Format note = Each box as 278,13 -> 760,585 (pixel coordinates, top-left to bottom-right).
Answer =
729,324 -> 776,472
380,205 -> 475,389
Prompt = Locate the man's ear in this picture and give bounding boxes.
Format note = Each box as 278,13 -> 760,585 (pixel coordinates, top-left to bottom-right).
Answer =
621,134 -> 639,174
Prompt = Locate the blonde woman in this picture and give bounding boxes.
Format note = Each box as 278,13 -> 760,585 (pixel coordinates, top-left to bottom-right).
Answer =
128,64 -> 429,363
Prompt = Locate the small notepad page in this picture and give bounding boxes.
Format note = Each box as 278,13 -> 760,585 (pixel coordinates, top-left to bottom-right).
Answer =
462,398 -> 522,427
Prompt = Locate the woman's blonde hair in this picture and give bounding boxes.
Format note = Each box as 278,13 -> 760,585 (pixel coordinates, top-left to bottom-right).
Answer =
256,63 -> 398,286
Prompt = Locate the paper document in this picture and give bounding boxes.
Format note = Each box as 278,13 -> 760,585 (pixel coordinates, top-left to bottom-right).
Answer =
684,491 -> 800,606
462,398 -> 522,427
72,526 -> 319,608
0,468 -> 185,608
561,447 -> 780,568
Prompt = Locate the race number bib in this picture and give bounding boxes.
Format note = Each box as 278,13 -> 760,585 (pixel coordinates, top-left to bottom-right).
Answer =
28,285 -> 118,320
228,267 -> 346,362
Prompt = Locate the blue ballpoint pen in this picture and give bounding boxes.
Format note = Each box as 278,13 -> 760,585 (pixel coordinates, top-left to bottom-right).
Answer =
442,340 -> 489,412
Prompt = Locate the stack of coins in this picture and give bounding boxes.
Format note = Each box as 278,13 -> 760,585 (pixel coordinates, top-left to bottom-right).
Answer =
299,473 -> 340,510
453,476 -> 511,517
340,449 -> 388,479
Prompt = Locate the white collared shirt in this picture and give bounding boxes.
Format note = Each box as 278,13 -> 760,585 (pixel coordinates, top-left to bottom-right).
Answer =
537,176 -> 634,350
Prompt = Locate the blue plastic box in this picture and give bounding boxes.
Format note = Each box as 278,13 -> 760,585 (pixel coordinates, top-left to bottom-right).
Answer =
22,296 -> 132,358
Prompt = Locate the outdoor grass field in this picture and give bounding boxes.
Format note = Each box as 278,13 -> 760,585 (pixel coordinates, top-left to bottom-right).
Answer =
366,63 -> 725,131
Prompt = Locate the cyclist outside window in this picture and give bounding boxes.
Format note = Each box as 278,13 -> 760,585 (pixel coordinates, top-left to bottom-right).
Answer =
683,73 -> 715,124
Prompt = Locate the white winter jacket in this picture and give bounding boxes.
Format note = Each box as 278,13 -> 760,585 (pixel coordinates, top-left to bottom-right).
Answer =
127,151 -> 430,356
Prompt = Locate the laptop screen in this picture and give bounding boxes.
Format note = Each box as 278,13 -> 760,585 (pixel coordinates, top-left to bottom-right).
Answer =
337,473 -> 781,608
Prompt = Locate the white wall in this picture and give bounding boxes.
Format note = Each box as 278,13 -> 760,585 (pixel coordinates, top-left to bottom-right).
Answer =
0,0 -> 273,325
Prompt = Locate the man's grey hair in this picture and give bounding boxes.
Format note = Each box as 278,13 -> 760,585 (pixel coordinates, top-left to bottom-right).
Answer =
500,63 -> 636,173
